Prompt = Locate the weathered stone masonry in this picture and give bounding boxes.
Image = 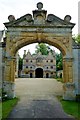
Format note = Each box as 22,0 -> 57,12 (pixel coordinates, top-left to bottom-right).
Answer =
1,2 -> 79,100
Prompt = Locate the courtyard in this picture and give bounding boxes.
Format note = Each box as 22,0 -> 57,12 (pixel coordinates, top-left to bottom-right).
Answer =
15,78 -> 63,98
7,78 -> 74,119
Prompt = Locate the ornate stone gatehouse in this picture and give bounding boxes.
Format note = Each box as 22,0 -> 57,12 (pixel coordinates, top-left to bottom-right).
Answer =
21,50 -> 56,78
1,2 -> 79,100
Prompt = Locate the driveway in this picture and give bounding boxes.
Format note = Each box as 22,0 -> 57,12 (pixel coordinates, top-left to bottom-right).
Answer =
8,78 -> 75,119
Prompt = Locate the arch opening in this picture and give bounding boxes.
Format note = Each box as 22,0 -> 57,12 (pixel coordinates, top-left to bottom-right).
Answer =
35,68 -> 43,78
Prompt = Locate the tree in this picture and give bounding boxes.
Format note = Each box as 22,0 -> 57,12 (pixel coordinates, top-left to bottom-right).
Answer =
76,35 -> 80,43
73,34 -> 80,43
35,43 -> 54,55
18,57 -> 23,70
56,53 -> 63,71
35,43 -> 48,55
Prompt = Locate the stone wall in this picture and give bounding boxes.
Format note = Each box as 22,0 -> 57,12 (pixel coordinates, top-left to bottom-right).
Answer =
73,44 -> 80,95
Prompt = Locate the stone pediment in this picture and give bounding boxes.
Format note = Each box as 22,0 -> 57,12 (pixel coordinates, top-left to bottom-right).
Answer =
4,2 -> 75,28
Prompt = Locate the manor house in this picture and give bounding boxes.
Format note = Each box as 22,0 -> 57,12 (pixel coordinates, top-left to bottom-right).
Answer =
21,50 -> 56,78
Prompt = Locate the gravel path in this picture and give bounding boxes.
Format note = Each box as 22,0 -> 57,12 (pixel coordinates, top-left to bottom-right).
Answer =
7,78 -> 75,119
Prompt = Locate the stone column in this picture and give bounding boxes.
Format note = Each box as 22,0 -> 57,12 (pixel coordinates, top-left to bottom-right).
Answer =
63,55 -> 73,83
63,54 -> 76,100
73,44 -> 80,99
3,57 -> 16,98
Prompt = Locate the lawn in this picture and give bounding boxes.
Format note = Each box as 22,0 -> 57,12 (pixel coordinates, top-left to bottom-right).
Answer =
58,97 -> 80,120
56,78 -> 63,83
0,102 -> 2,120
0,98 -> 18,119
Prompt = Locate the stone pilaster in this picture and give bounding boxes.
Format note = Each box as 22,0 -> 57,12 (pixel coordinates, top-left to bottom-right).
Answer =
63,54 -> 76,100
15,53 -> 19,78
63,54 -> 73,83
5,57 -> 16,82
4,56 -> 16,98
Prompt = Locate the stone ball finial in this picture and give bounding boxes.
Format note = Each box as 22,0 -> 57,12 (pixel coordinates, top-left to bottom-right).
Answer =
47,14 -> 54,22
8,15 -> 15,22
64,15 -> 71,22
37,2 -> 43,10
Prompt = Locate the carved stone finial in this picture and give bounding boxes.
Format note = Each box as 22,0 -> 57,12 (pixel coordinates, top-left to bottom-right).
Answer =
64,15 -> 71,22
37,2 -> 43,10
8,15 -> 15,22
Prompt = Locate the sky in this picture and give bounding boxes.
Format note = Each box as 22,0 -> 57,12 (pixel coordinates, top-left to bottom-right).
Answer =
0,0 -> 79,57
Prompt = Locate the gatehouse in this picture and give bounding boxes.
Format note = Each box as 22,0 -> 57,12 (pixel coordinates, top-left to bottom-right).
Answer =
0,2 -> 80,100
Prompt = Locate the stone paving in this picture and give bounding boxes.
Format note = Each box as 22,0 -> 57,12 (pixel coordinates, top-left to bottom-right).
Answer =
7,78 -> 75,119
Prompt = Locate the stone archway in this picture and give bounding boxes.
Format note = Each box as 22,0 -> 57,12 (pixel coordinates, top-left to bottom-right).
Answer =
35,68 -> 43,78
3,2 -> 76,100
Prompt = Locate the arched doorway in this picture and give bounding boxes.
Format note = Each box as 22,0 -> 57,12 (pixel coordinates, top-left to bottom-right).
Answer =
35,68 -> 43,78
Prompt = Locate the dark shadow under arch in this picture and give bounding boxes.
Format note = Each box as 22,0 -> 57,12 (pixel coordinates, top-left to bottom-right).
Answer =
35,68 -> 43,78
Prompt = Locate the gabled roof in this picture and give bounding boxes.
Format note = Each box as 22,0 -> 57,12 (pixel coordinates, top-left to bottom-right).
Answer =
4,13 -> 75,28
4,2 -> 75,29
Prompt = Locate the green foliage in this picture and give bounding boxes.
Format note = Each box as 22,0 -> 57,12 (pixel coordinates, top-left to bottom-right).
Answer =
73,34 -> 80,43
0,102 -> 2,120
56,78 -> 63,83
35,43 -> 48,55
56,53 -> 63,71
18,57 -> 23,70
2,98 -> 18,119
57,96 -> 80,120
61,100 -> 80,119
35,43 -> 54,55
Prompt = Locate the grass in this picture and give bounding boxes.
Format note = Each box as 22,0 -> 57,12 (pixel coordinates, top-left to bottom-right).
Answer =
58,96 -> 80,120
56,78 -> 63,83
0,97 -> 19,119
0,101 -> 2,120
0,88 -> 2,96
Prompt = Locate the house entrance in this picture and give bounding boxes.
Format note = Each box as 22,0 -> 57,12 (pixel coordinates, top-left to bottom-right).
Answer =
35,68 -> 43,78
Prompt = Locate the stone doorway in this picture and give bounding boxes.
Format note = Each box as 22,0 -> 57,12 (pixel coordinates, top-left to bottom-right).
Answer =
35,68 -> 43,78
46,73 -> 49,78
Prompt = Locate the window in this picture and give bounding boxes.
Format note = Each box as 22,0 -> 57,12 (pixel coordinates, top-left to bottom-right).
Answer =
51,72 -> 53,74
26,66 -> 28,68
36,57 -> 42,63
30,66 -> 32,69
47,67 -> 48,69
46,60 -> 48,62
31,60 -> 32,62
51,60 -> 53,62
51,66 -> 53,69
